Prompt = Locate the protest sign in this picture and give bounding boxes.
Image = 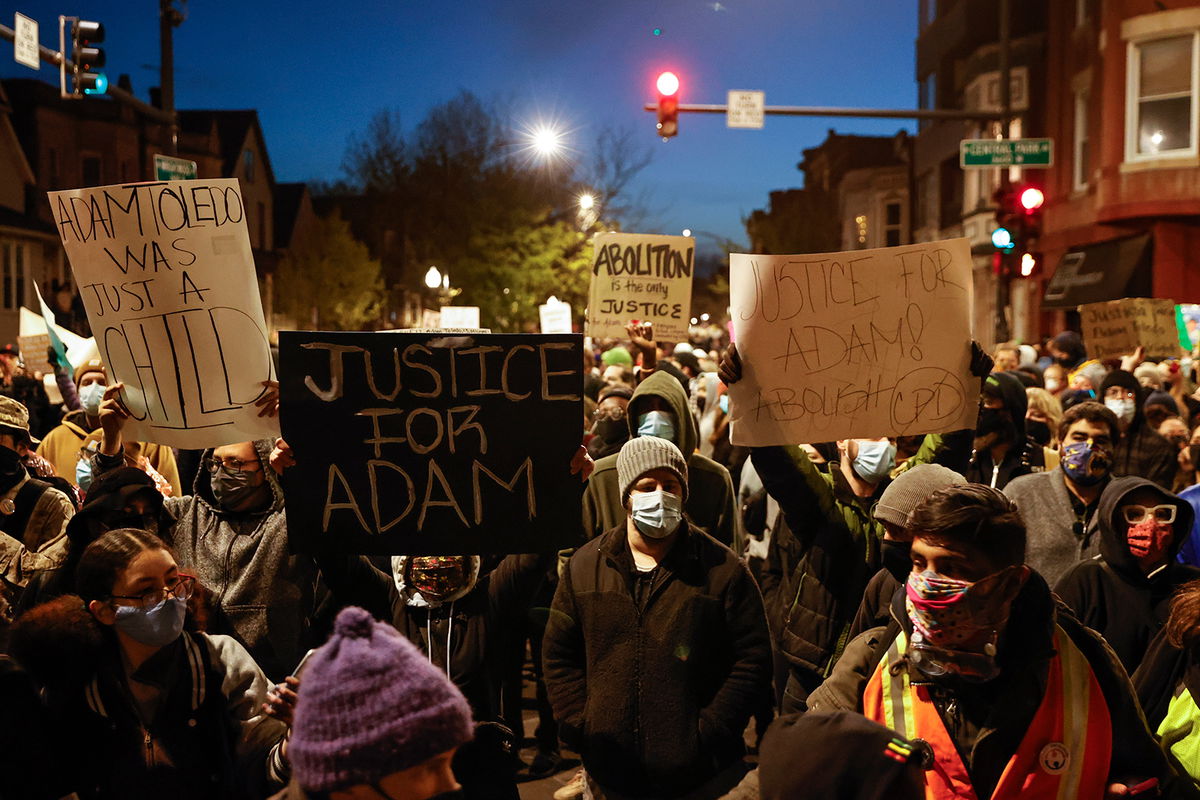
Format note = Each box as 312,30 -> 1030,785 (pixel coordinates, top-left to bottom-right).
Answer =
727,239 -> 978,446
439,306 -> 480,329
278,330 -> 585,555
587,232 -> 694,343
48,179 -> 279,449
1079,298 -> 1184,360
539,298 -> 572,333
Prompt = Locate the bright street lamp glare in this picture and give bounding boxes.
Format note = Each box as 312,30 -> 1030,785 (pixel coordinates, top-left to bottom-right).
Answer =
657,71 -> 680,96
579,193 -> 595,211
424,266 -> 442,289
531,126 -> 563,157
682,228 -> 692,237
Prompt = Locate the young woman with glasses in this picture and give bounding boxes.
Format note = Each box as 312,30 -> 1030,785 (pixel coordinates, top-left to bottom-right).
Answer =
8,528 -> 295,799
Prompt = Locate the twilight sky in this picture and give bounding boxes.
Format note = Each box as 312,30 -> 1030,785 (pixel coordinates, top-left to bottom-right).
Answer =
3,0 -> 917,251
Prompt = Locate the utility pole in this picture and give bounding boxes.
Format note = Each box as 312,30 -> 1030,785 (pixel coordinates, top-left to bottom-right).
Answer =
995,0 -> 1013,345
160,0 -> 184,155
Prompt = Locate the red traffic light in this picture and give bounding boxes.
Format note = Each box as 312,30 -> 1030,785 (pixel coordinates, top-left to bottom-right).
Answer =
656,71 -> 680,97
1019,187 -> 1045,212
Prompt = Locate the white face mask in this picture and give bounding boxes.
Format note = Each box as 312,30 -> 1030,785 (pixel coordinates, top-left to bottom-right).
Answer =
1105,397 -> 1136,424
852,440 -> 896,484
1044,377 -> 1060,393
630,489 -> 684,539
79,381 -> 106,416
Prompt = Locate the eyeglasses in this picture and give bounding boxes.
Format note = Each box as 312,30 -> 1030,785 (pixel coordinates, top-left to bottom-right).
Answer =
1123,504 -> 1177,525
110,574 -> 196,609
592,406 -> 627,422
203,455 -> 261,473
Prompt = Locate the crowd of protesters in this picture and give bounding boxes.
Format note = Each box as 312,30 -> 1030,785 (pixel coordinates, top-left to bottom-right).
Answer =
3,320 -> 1200,800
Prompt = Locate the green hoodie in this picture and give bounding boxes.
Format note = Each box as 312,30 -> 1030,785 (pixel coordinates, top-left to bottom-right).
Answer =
582,371 -> 739,548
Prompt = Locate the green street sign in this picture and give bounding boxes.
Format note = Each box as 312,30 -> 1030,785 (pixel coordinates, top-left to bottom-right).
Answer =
960,138 -> 1053,168
154,153 -> 197,181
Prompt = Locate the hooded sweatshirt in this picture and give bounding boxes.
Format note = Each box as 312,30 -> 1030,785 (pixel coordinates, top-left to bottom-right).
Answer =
1099,369 -> 1177,489
1055,476 -> 1200,674
582,370 -> 738,547
37,409 -> 182,495
965,371 -> 1030,490
92,440 -> 318,680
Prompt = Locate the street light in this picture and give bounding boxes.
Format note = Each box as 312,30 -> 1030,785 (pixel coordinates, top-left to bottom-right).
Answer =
578,193 -> 595,211
530,125 -> 563,159
424,266 -> 442,289
682,228 -> 692,237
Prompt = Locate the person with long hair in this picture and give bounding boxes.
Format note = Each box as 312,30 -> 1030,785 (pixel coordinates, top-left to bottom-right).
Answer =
7,528 -> 292,799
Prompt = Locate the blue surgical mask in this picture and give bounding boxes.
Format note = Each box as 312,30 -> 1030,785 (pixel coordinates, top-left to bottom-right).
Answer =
637,410 -> 676,443
852,440 -> 896,484
630,489 -> 684,539
113,596 -> 187,647
76,458 -> 94,494
79,381 -> 105,417
718,394 -> 730,414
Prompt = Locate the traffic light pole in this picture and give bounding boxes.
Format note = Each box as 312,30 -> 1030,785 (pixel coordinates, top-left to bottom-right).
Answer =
995,0 -> 1013,345
0,21 -> 173,124
641,102 -> 1003,123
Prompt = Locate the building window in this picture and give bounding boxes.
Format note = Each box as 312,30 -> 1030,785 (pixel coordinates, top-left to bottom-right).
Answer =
1074,89 -> 1090,190
243,149 -> 255,182
2,243 -> 26,311
855,215 -> 868,248
81,156 -> 101,187
884,202 -> 903,247
1126,33 -> 1199,161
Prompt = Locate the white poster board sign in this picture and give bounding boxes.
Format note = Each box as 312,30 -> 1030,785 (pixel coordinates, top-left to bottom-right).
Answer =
439,306 -> 480,329
48,179 -> 279,449
539,300 -> 572,334
587,232 -> 694,343
727,239 -> 978,446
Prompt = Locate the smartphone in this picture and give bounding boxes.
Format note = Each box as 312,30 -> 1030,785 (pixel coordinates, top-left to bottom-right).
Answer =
291,648 -> 317,679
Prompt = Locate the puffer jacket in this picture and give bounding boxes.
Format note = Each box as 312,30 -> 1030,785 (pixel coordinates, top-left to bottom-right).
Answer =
93,440 -> 318,679
1055,476 -> 1200,674
582,371 -> 738,547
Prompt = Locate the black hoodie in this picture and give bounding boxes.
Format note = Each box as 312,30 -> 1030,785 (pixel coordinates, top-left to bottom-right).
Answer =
1055,476 -> 1200,673
965,371 -> 1030,490
1099,369 -> 1177,489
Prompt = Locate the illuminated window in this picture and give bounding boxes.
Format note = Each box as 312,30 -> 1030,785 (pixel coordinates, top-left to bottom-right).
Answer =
1126,33 -> 1198,161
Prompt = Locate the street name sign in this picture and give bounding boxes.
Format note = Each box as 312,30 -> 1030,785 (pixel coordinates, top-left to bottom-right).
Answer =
727,91 -> 765,129
14,13 -> 39,70
154,154 -> 198,181
960,138 -> 1053,168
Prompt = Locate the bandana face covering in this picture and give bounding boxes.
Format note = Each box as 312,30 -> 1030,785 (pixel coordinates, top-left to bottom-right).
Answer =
905,566 -> 1027,682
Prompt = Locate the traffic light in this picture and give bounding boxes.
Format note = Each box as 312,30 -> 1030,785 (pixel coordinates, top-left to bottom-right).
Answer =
71,19 -> 106,96
656,71 -> 679,138
991,186 -> 1018,253
1017,184 -> 1044,241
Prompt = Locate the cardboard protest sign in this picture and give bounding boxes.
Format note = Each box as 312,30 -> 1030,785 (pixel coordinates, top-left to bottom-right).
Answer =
587,232 -> 694,343
539,299 -> 572,333
727,239 -> 978,446
278,330 -> 585,555
48,180 -> 279,449
1079,298 -> 1185,360
439,306 -> 480,329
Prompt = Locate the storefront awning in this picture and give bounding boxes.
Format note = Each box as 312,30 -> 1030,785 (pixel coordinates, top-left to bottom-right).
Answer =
1042,234 -> 1152,309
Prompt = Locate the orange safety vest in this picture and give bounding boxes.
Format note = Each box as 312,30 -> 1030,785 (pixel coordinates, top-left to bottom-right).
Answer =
864,626 -> 1112,800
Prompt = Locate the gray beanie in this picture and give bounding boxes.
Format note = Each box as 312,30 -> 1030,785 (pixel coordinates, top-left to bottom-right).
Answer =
617,436 -> 688,503
873,463 -> 965,528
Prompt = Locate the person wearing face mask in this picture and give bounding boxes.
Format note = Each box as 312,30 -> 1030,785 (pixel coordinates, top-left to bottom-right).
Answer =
0,396 -> 75,608
309,549 -> 546,800
967,372 -> 1032,490
1098,366 -> 1179,490
7,528 -> 292,799
1047,330 -> 1088,373
545,436 -> 771,800
93,381 -> 317,680
1056,478 -> 1200,674
586,384 -> 633,460
1175,424 -> 1200,568
716,342 -> 989,712
36,359 -> 182,496
582,368 -> 738,549
807,484 -> 1192,800
1005,401 -> 1119,586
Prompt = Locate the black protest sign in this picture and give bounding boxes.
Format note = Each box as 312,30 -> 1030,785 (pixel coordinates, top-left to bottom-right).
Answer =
279,331 -> 584,555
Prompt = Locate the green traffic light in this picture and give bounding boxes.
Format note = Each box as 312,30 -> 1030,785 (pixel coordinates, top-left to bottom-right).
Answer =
84,72 -> 108,95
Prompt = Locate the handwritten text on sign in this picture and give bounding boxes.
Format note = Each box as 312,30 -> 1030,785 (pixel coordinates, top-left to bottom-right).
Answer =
587,232 -> 694,343
727,239 -> 978,446
48,180 -> 278,449
1078,297 -> 1184,360
278,331 -> 584,555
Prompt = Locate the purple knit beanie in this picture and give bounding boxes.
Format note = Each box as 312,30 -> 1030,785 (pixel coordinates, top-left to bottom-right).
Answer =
289,606 -> 474,791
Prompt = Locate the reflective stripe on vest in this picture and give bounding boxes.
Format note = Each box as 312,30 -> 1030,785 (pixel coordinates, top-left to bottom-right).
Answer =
864,626 -> 1112,800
